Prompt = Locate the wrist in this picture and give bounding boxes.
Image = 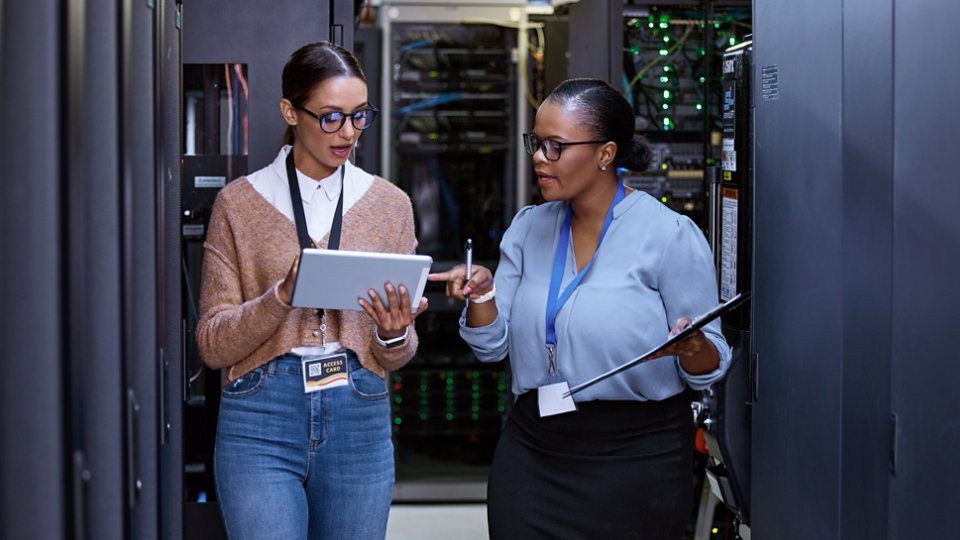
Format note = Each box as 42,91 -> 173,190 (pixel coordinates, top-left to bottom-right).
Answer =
470,285 -> 496,304
375,326 -> 409,348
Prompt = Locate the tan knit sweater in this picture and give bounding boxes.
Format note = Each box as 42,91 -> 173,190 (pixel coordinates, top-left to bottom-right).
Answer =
196,175 -> 420,383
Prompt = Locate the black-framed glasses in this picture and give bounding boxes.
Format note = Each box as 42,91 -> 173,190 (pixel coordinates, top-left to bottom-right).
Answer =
522,132 -> 606,161
295,104 -> 379,133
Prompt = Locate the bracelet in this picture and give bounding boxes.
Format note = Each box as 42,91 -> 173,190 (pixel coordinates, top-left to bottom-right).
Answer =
471,285 -> 496,304
375,326 -> 409,348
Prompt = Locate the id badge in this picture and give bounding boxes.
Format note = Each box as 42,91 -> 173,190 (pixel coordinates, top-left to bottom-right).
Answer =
295,346 -> 348,393
538,372 -> 578,417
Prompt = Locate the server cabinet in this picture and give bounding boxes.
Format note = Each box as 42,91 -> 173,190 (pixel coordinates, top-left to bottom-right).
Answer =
3,1 -> 173,538
157,1 -> 185,539
379,0 -> 528,501
700,40 -> 753,530
887,0 -> 960,537
1,2 -> 67,539
752,0 -> 846,537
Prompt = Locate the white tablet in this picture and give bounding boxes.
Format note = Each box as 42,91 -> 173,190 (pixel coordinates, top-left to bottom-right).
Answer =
291,248 -> 433,313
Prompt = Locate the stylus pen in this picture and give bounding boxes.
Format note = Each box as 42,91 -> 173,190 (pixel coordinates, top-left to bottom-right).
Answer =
464,238 -> 473,305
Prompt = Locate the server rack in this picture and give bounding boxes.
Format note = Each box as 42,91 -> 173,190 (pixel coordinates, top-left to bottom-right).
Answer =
614,1 -> 752,231
696,40 -> 754,539
378,0 -> 529,501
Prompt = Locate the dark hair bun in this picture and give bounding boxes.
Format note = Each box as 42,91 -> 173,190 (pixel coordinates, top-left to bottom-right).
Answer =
619,135 -> 652,172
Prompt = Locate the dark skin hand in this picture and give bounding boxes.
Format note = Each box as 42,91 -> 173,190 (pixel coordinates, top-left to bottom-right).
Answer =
649,317 -> 719,375
279,254 -> 427,340
358,282 -> 428,340
427,264 -> 496,328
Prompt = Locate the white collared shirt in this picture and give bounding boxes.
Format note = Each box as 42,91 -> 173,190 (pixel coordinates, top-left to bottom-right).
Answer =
247,145 -> 374,243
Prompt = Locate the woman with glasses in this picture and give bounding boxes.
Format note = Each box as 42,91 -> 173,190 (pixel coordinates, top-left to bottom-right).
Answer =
196,41 -> 425,540
430,78 -> 731,539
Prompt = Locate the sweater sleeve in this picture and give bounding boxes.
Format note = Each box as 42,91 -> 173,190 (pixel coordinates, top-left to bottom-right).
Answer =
195,187 -> 294,369
367,186 -> 420,372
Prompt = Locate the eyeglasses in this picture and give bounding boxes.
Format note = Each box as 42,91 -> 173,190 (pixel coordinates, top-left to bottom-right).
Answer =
295,104 -> 379,133
522,132 -> 606,161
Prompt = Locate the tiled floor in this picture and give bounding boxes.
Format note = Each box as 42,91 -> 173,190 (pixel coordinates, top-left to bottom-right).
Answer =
386,504 -> 488,540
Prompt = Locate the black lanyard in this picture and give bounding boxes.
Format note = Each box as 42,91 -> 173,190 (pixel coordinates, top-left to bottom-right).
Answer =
285,149 -> 345,251
286,150 -> 345,327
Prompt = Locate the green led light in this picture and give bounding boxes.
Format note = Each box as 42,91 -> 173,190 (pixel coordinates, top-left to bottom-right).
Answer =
445,413 -> 454,421
696,103 -> 703,110
472,413 -> 480,420
700,48 -> 706,56
660,22 -> 668,29
394,396 -> 402,404
700,76 -> 706,83
394,417 -> 402,425
419,384 -> 427,391
419,413 -> 427,420
664,66 -> 671,72
661,163 -> 668,170
663,36 -> 670,43
662,196 -> 668,202
660,76 -> 669,83
630,45 -> 639,55
648,22 -> 654,28
497,406 -> 505,412
659,48 -> 668,56
662,104 -> 669,110
729,37 -> 736,46
393,375 -> 402,383
429,70 -> 439,77
663,90 -> 671,99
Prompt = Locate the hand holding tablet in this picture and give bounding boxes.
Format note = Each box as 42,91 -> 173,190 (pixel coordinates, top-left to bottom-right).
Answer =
291,248 -> 433,313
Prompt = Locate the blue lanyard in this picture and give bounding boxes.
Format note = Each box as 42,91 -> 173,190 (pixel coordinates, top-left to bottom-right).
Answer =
545,182 -> 626,349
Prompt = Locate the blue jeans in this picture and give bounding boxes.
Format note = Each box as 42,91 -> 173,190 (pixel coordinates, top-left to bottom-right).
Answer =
214,352 -> 394,540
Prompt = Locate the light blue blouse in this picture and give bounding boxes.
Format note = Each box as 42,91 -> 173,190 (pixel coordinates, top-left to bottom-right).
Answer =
459,190 -> 732,402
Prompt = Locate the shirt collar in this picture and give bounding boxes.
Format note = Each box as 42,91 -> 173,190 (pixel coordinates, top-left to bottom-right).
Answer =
297,166 -> 342,205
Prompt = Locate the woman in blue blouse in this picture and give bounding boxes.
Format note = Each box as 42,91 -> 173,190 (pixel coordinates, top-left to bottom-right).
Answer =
429,78 -> 731,539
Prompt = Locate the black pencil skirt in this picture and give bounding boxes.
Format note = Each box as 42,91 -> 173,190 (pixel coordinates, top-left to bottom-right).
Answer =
487,390 -> 695,540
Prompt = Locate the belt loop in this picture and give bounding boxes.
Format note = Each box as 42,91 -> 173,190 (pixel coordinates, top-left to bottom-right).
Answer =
264,357 -> 278,376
